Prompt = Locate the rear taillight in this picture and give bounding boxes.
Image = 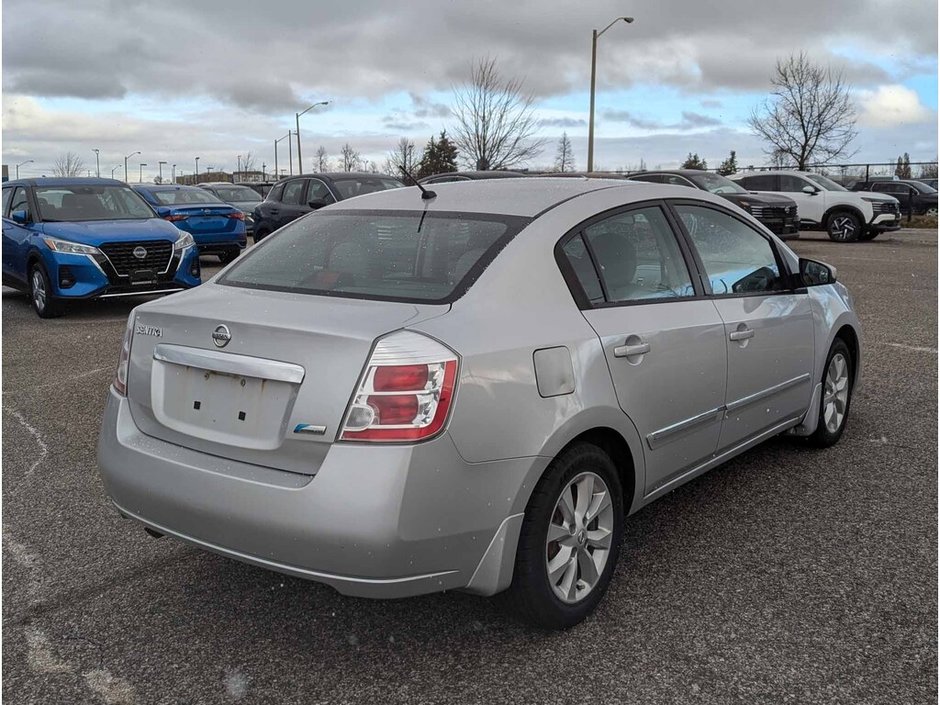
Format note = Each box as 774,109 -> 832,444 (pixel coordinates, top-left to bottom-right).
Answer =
340,331 -> 458,442
227,212 -> 246,220
113,316 -> 135,396
163,214 -> 188,222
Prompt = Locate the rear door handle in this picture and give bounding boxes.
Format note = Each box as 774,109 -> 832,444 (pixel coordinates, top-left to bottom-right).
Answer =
613,342 -> 651,358
729,329 -> 754,342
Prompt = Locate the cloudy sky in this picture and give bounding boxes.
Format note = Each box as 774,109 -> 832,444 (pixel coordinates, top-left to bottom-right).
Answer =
2,0 -> 937,180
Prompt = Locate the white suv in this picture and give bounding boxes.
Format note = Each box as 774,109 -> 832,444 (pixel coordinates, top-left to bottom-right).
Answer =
731,170 -> 901,242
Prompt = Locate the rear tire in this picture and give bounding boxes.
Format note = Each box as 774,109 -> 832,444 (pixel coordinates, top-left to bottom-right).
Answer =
806,338 -> 853,448
504,442 -> 624,630
29,262 -> 64,319
826,211 -> 861,242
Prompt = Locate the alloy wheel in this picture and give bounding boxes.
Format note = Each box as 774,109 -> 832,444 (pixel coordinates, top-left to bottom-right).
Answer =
823,353 -> 850,433
545,471 -> 614,604
31,269 -> 46,313
829,215 -> 857,241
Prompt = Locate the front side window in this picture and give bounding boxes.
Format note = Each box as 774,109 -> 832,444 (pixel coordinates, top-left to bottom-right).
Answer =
2,187 -> 12,216
675,204 -> 783,295
804,173 -> 847,192
579,206 -> 694,303
305,179 -> 335,204
662,175 -> 695,188
779,174 -> 811,193
332,177 -> 402,200
35,185 -> 153,221
268,182 -> 284,202
9,187 -> 31,219
220,210 -> 529,303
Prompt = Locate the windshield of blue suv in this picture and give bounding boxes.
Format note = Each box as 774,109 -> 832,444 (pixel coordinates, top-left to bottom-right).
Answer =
148,188 -> 224,206
219,209 -> 530,303
35,185 -> 155,222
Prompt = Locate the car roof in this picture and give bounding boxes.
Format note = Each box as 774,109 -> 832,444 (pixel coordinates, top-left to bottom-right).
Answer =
134,184 -> 201,191
628,169 -> 711,177
321,176 -> 653,217
5,177 -> 125,188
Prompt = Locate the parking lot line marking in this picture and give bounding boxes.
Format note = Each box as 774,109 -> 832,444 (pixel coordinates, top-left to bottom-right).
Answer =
5,408 -> 49,477
3,367 -> 110,395
884,343 -> 937,353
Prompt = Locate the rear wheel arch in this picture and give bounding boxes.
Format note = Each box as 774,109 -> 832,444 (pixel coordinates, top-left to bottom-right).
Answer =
834,324 -> 860,387
549,427 -> 638,517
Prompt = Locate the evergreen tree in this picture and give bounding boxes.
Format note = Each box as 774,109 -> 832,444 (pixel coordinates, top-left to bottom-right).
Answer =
416,130 -> 459,178
680,152 -> 708,170
717,150 -> 738,176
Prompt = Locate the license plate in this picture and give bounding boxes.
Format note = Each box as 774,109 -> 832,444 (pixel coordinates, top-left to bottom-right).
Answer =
190,217 -> 227,230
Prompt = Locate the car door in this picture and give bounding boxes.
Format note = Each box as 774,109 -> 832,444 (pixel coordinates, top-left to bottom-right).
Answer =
3,186 -> 35,284
559,203 -> 728,496
778,173 -> 826,225
671,202 -> 815,451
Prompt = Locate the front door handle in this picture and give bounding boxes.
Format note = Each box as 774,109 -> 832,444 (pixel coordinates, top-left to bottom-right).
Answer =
729,328 -> 754,342
613,341 -> 651,358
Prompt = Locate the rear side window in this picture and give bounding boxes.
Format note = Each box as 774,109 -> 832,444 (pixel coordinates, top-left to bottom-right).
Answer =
675,204 -> 783,295
1,188 -> 12,216
740,174 -> 777,191
578,206 -> 695,303
219,210 -> 530,303
282,180 -> 306,205
561,235 -> 604,304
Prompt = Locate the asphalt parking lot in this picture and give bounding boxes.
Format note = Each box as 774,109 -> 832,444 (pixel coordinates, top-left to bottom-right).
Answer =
3,229 -> 937,705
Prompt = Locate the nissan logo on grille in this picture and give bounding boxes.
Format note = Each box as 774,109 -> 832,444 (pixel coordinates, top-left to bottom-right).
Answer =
212,324 -> 232,348
132,246 -> 148,259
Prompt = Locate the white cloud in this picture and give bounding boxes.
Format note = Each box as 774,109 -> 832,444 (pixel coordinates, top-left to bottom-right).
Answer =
858,85 -> 933,128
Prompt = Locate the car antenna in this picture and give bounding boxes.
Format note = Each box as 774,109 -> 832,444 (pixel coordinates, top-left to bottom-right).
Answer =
399,167 -> 436,200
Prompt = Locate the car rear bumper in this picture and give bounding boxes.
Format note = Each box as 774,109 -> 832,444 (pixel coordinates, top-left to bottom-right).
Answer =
96,388 -> 542,598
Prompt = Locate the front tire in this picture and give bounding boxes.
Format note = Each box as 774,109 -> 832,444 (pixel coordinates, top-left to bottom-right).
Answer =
826,211 -> 861,242
504,443 -> 624,630
807,338 -> 853,448
858,230 -> 880,241
29,263 -> 64,318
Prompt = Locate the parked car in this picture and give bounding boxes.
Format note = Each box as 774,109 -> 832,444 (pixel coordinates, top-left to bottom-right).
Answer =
730,170 -> 900,241
197,182 -> 263,236
537,171 -> 629,180
252,173 -> 404,241
918,178 -> 938,190
419,170 -> 526,184
132,184 -> 247,263
98,178 -> 860,629
236,181 -> 275,199
626,170 -> 800,239
1,178 -> 200,318
850,179 -> 938,216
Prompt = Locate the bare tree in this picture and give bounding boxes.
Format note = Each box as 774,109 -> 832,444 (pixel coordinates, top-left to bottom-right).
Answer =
242,152 -> 256,173
314,145 -> 330,172
553,132 -> 575,172
748,52 -> 858,169
340,143 -> 361,172
386,137 -> 420,182
53,151 -> 86,177
451,57 -> 547,170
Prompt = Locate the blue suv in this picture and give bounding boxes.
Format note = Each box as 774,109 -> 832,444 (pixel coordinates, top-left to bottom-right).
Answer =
2,178 -> 201,318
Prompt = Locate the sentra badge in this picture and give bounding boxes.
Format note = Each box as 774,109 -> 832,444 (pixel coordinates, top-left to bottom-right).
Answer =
135,323 -> 162,337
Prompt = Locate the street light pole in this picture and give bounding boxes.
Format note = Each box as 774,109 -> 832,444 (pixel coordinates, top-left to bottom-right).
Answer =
194,157 -> 200,184
124,151 -> 140,184
15,160 -> 33,179
158,161 -> 167,182
111,164 -> 122,178
172,164 -> 177,184
587,16 -> 634,172
92,148 -> 100,177
237,155 -> 242,182
295,100 -> 329,175
274,132 -> 292,178
139,163 -> 147,183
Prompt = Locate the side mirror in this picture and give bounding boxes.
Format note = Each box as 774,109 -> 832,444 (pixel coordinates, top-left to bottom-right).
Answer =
799,258 -> 836,286
10,209 -> 29,224
155,206 -> 171,218
802,185 -> 818,195
307,199 -> 328,209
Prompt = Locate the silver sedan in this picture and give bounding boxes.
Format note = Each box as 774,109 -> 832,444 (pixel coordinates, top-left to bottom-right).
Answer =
97,178 -> 860,629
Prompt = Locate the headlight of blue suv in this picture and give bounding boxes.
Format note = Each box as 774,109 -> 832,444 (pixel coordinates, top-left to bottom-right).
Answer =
173,231 -> 196,252
43,237 -> 102,255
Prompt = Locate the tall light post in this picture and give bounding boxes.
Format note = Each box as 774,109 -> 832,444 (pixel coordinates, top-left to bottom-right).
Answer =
15,160 -> 33,179
237,154 -> 242,181
158,161 -> 167,182
124,151 -> 140,184
587,16 -> 634,172
92,148 -> 100,177
139,163 -> 147,183
194,157 -> 200,184
295,100 -> 329,174
274,132 -> 292,178
111,164 -> 123,179
172,164 -> 177,184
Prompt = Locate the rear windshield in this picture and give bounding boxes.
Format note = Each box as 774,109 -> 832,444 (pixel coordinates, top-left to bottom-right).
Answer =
36,185 -> 154,221
219,209 -> 530,303
207,185 -> 261,202
149,188 -> 223,205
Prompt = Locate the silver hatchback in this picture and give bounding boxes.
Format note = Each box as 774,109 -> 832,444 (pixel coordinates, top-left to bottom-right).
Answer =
97,179 -> 860,629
